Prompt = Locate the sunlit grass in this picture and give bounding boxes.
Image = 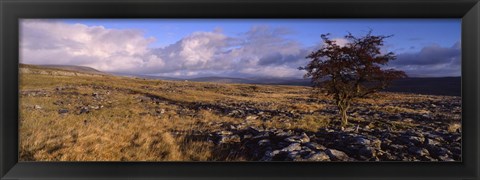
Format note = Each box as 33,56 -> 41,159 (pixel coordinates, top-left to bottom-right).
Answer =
19,65 -> 461,161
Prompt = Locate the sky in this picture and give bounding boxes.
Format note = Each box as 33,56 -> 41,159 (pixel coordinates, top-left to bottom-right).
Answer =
19,19 -> 461,78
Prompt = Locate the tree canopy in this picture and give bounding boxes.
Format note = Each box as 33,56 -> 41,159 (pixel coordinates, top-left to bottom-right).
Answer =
300,31 -> 407,126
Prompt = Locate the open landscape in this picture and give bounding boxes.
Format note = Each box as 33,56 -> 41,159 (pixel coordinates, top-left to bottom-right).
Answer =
19,19 -> 462,162
19,64 -> 461,161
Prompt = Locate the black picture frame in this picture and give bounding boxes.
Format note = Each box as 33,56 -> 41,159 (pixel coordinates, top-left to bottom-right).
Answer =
1,0 -> 479,179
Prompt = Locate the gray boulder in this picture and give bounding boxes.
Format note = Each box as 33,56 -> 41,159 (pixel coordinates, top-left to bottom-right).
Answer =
326,149 -> 351,161
281,143 -> 302,152
218,134 -> 241,144
58,109 -> 69,114
284,133 -> 310,143
306,152 -> 330,161
305,142 -> 327,151
408,147 -> 430,156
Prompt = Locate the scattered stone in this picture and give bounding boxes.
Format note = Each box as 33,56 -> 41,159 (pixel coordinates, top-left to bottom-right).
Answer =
284,133 -> 310,143
408,147 -> 429,156
138,96 -> 151,102
398,134 -> 425,146
426,145 -> 450,158
359,146 -> 376,158
424,138 -> 441,146
89,105 -> 100,110
281,143 -> 302,152
353,137 -> 371,145
378,151 -> 398,161
248,126 -> 263,135
451,147 -> 461,155
79,107 -> 89,114
228,110 -> 245,117
306,152 -> 330,161
289,152 -> 306,161
245,115 -> 258,121
58,109 -> 69,114
261,150 -> 280,161
275,130 -> 293,137
258,139 -> 271,146
53,100 -> 64,105
21,90 -> 49,97
388,115 -> 402,121
217,131 -> 233,136
390,144 -> 407,151
422,114 -> 433,119
34,105 -> 42,109
243,134 -> 253,139
305,142 -> 327,151
218,134 -> 241,144
326,149 -> 351,161
252,132 -> 270,139
158,109 -> 166,114
438,155 -> 455,161
402,118 -> 414,122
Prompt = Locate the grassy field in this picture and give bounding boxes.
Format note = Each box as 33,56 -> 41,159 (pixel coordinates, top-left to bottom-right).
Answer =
19,65 -> 461,161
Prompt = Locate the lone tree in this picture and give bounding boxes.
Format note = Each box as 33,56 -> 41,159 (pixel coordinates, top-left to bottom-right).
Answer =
299,31 -> 407,126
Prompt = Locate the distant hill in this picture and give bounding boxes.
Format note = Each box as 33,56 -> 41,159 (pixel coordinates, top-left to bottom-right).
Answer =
20,63 -> 460,96
20,63 -> 111,78
169,76 -> 461,97
109,73 -> 183,81
185,76 -> 311,86
132,75 -> 311,85
36,64 -> 108,75
189,77 -> 256,84
385,77 -> 461,97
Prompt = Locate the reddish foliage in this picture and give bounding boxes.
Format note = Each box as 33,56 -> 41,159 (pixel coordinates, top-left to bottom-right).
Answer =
299,31 -> 407,125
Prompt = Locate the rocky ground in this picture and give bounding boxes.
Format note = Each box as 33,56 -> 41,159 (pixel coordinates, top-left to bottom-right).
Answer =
19,65 -> 461,161
207,121 -> 461,161
196,99 -> 461,161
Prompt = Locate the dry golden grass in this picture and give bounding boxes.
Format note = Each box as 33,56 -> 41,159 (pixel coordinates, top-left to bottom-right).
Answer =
374,105 -> 431,115
447,122 -> 462,133
19,65 -> 461,161
19,68 -> 278,161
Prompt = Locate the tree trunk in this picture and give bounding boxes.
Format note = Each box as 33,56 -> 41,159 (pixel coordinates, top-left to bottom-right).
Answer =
336,98 -> 350,127
340,107 -> 348,126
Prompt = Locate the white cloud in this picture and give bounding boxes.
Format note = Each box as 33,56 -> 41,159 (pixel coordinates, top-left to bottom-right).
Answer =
20,21 -> 316,78
240,65 -> 304,78
332,38 -> 350,47
19,20 -> 461,78
20,19 -> 157,72
391,42 -> 461,77
149,31 -> 232,73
